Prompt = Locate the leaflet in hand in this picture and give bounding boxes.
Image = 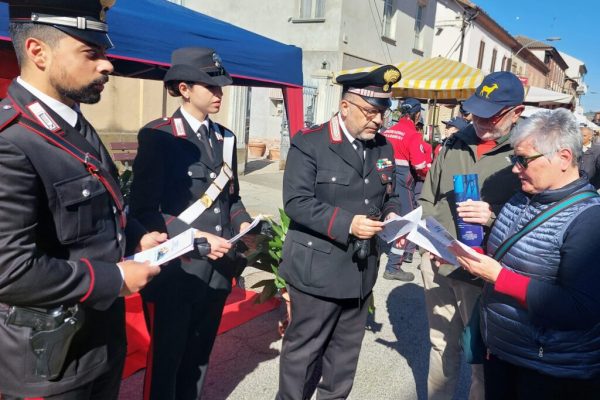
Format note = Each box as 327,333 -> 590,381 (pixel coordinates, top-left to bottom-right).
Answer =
228,214 -> 263,244
378,207 -> 423,243
378,207 -> 478,265
131,228 -> 196,266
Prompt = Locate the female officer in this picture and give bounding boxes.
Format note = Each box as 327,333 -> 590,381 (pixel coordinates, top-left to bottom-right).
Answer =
130,47 -> 252,400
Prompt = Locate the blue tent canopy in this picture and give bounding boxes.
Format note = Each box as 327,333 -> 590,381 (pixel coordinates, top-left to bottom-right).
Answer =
0,0 -> 303,88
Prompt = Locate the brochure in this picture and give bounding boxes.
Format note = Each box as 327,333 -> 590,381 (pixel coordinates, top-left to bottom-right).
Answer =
228,214 -> 263,244
378,207 -> 478,265
131,228 -> 196,266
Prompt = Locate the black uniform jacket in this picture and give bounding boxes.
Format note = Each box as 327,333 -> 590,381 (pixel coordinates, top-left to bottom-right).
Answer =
129,109 -> 251,292
280,115 -> 402,299
0,81 -> 145,397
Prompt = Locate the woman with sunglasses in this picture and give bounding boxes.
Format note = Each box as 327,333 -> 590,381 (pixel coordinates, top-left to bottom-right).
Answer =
449,108 -> 600,399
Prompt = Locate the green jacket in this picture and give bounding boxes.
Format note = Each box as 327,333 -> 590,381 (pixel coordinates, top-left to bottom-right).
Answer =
419,124 -> 521,241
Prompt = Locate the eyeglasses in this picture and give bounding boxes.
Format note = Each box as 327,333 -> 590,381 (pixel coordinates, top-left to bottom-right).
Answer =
345,99 -> 391,120
480,106 -> 515,125
509,153 -> 545,169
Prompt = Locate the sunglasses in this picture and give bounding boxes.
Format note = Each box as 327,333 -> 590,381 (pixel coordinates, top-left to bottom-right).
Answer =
509,153 -> 544,169
345,99 -> 391,120
479,106 -> 515,125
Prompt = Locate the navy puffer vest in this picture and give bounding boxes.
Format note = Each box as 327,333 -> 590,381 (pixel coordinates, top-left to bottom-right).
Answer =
482,180 -> 600,378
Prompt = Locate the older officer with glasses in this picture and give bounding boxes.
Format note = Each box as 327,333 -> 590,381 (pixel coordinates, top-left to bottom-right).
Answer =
277,65 -> 404,400
418,71 -> 525,400
450,108 -> 600,400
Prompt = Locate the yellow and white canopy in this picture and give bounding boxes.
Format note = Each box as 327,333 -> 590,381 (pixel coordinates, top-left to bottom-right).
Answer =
335,57 -> 484,101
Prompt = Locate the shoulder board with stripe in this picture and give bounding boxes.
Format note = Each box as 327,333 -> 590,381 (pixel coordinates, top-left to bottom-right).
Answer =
329,117 -> 342,143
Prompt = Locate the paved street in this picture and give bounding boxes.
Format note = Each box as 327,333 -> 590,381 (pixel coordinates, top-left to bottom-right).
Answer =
120,160 -> 470,400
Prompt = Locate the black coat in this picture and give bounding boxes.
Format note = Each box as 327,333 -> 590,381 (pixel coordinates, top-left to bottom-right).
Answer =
129,109 -> 251,292
280,116 -> 402,299
581,143 -> 600,189
0,81 -> 145,397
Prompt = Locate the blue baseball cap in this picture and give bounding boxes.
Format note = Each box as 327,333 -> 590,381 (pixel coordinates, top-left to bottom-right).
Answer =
462,72 -> 524,118
400,98 -> 422,115
442,117 -> 469,130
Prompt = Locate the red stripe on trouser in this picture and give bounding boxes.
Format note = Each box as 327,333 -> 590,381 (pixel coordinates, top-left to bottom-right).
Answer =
143,302 -> 156,400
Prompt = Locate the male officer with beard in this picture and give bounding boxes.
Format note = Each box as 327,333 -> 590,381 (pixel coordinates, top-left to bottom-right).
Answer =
277,65 -> 404,400
0,1 -> 165,398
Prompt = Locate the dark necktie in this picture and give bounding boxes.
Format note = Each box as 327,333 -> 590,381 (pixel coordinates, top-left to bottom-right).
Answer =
354,139 -> 365,164
75,113 -> 102,155
197,124 -> 215,162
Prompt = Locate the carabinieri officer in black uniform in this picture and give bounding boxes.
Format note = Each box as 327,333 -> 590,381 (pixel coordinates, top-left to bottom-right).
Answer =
0,1 -> 166,399
129,47 -> 252,400
277,65 -> 405,399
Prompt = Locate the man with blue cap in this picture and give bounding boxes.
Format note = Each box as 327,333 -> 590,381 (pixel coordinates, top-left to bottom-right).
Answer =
0,1 -> 167,398
418,71 -> 525,400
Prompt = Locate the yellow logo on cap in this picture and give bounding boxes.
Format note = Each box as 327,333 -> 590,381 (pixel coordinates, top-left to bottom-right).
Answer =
480,83 -> 499,98
383,68 -> 401,92
100,0 -> 116,22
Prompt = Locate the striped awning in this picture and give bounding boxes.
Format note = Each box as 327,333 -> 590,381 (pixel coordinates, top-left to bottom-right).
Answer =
335,57 -> 484,101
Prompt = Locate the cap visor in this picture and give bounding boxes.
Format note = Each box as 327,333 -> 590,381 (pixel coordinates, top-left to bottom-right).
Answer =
362,96 -> 391,109
462,96 -> 503,119
164,66 -> 233,87
55,27 -> 114,49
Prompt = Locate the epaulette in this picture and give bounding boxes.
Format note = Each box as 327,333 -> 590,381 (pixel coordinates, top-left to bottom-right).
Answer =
146,116 -> 172,129
300,124 -> 321,135
213,122 -> 230,141
0,102 -> 20,132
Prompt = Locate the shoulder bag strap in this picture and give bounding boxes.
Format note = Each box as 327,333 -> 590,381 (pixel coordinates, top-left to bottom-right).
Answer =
492,190 -> 598,262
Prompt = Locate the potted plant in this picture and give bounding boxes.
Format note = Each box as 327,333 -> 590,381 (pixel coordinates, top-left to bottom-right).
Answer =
243,208 -> 290,335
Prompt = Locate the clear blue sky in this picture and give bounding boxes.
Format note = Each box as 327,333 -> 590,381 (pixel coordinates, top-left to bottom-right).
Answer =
473,0 -> 598,113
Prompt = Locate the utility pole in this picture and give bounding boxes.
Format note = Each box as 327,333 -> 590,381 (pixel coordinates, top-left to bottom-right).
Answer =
458,8 -> 478,63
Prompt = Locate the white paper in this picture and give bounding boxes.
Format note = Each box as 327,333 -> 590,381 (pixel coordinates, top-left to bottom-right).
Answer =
378,208 -> 478,265
378,207 -> 422,243
407,217 -> 459,264
131,228 -> 195,266
228,214 -> 263,244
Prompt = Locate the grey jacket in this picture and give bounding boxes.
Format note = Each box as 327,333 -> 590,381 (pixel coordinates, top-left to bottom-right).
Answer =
418,124 -> 521,241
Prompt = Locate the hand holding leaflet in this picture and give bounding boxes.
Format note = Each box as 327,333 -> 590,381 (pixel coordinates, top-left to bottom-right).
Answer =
130,228 -> 196,266
228,214 -> 263,244
378,207 -> 422,243
378,207 -> 479,266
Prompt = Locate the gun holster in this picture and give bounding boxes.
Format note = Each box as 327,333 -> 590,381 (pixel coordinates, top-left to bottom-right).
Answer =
5,304 -> 84,380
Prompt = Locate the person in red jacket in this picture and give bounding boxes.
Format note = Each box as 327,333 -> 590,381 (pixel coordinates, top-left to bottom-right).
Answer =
381,98 -> 431,281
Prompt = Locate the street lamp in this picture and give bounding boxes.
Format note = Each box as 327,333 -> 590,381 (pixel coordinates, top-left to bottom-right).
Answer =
514,36 -> 561,57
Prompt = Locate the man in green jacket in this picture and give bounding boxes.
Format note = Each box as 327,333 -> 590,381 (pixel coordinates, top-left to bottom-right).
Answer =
418,71 -> 524,400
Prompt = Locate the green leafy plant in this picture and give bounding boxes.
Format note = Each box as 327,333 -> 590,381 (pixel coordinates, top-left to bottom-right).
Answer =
118,169 -> 133,207
243,208 -> 289,304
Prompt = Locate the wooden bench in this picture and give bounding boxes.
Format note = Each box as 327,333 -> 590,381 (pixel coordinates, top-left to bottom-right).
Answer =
109,141 -> 138,167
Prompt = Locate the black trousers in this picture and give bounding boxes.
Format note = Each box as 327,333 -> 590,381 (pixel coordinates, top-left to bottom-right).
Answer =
277,285 -> 371,400
143,280 -> 229,400
1,356 -> 124,400
484,353 -> 600,400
